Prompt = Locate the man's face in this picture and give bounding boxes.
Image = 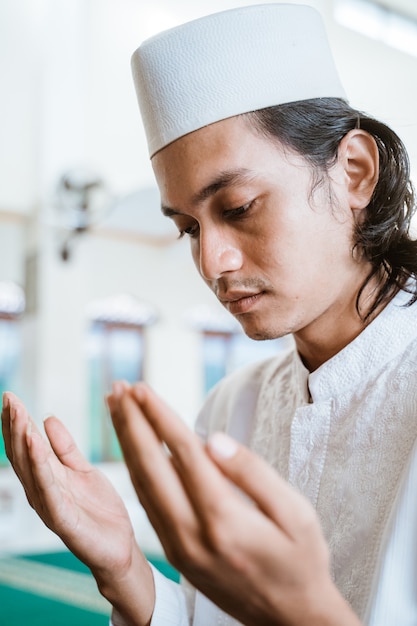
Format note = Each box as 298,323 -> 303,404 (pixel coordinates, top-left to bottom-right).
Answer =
152,115 -> 367,342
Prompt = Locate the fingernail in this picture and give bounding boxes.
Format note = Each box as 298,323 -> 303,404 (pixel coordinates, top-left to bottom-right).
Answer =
208,432 -> 238,459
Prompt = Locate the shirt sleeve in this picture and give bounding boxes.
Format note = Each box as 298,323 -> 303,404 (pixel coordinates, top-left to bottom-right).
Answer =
109,563 -> 194,626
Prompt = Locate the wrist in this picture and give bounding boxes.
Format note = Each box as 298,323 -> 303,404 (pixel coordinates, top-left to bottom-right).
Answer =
302,578 -> 362,626
94,545 -> 155,626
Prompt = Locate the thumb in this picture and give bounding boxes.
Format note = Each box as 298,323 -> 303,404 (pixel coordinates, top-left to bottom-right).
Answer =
44,416 -> 92,472
206,432 -> 318,538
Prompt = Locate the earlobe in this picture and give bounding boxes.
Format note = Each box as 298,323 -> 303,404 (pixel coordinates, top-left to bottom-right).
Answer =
339,129 -> 379,211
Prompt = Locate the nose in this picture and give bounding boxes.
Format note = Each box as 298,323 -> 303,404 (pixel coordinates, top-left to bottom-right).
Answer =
197,229 -> 243,280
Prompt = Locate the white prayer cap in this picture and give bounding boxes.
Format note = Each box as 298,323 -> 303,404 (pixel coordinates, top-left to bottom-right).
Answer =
132,3 -> 346,157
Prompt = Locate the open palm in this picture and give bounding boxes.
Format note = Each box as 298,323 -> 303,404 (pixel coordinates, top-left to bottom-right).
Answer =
2,393 -> 136,578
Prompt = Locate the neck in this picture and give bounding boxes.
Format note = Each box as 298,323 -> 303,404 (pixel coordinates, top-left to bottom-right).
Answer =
294,276 -> 390,372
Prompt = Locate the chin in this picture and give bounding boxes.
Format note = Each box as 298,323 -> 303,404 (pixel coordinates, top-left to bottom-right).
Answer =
240,322 -> 283,342
238,311 -> 295,341
248,331 -> 280,341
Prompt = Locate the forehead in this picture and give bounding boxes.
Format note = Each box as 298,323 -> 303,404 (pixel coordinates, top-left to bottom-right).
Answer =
151,115 -> 303,208
152,115 -> 255,176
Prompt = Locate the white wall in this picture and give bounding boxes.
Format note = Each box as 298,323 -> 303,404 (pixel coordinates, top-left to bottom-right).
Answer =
1,0 -> 417,555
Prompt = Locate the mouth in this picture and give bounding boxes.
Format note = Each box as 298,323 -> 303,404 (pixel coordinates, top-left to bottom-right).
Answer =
220,291 -> 264,315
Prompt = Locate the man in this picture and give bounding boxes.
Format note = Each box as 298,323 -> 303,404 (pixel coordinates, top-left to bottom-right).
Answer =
2,3 -> 417,626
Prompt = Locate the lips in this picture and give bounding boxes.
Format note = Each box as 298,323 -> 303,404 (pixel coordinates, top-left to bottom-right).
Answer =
220,291 -> 263,315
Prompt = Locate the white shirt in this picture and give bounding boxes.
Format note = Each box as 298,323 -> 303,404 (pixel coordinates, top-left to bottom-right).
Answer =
113,286 -> 417,626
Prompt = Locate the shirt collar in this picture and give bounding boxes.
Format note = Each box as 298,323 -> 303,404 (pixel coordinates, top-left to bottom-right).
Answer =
307,287 -> 417,403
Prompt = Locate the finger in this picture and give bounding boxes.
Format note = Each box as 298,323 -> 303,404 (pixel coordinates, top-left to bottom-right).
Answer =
43,417 -> 92,472
207,432 -> 319,540
129,384 -> 248,525
7,395 -> 41,479
26,425 -> 77,529
109,387 -> 198,544
130,383 -> 197,450
113,385 -> 292,572
5,395 -> 53,510
27,425 -> 61,494
116,390 -> 186,505
1,392 -> 38,464
105,381 -> 132,435
1,392 -> 13,461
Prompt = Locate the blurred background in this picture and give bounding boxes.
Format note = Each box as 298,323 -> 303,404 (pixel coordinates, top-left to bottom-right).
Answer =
0,0 -> 416,616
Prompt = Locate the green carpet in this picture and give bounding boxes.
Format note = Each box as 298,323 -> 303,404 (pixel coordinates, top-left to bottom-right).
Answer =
0,550 -> 179,625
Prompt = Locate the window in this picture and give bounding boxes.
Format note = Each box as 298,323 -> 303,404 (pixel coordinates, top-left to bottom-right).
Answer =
86,294 -> 156,462
202,330 -> 291,393
0,282 -> 25,466
185,304 -> 293,393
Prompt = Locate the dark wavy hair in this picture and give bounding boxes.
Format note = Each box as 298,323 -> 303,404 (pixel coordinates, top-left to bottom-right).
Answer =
247,98 -> 417,320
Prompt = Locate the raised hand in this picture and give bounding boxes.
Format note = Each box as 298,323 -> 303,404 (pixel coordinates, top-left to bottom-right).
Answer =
108,382 -> 362,626
1,391 -> 154,626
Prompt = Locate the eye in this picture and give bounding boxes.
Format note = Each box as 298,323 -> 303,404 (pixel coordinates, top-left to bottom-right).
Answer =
224,201 -> 253,219
177,222 -> 200,239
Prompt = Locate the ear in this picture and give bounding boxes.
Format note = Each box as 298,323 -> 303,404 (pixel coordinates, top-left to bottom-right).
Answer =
338,129 -> 379,211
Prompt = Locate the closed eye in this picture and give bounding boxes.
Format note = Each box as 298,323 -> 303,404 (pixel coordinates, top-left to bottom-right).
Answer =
176,200 -> 255,239
177,222 -> 200,239
224,201 -> 253,219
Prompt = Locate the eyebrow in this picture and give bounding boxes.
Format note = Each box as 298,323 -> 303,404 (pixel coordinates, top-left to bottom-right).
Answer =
161,167 -> 255,217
